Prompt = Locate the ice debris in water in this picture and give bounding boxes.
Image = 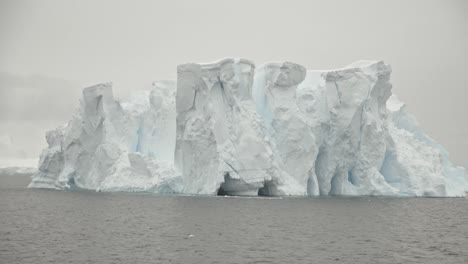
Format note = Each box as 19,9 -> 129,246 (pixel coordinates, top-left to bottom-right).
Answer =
29,58 -> 467,197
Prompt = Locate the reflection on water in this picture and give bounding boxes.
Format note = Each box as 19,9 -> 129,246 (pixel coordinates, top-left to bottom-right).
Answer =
1,175 -> 467,264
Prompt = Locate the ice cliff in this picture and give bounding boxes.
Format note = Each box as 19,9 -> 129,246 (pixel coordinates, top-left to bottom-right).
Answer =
29,81 -> 182,193
29,58 -> 467,197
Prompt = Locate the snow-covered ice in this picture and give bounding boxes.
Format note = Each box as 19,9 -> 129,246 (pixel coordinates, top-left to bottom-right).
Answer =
29,82 -> 182,193
29,58 -> 467,197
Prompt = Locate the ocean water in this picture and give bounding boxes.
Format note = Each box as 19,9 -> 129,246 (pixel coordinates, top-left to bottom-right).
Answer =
1,175 -> 467,264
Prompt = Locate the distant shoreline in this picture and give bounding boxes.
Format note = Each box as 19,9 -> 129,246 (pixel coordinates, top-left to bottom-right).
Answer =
0,167 -> 37,177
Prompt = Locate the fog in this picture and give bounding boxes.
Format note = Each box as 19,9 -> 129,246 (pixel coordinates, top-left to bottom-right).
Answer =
0,0 -> 466,168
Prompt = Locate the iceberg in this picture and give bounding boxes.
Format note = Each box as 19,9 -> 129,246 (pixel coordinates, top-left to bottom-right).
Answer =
29,82 -> 182,193
29,58 -> 466,197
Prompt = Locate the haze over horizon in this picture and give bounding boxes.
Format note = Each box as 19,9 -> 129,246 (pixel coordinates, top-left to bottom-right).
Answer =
0,0 -> 467,169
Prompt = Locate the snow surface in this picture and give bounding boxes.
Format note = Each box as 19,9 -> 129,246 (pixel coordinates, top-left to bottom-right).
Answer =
29,58 -> 467,197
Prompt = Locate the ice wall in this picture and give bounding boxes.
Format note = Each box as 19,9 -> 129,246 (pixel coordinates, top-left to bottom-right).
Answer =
30,58 -> 466,197
175,59 -> 286,195
385,95 -> 466,196
29,82 -> 182,193
252,60 -> 465,196
252,62 -> 316,195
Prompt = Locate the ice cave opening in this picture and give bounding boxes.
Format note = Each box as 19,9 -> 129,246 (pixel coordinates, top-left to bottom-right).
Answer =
258,180 -> 278,197
217,172 -> 275,197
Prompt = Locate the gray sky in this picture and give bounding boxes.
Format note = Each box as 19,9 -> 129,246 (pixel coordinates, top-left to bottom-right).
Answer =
0,0 -> 467,168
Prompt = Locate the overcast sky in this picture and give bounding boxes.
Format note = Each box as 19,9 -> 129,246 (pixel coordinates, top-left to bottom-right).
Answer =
0,0 -> 467,168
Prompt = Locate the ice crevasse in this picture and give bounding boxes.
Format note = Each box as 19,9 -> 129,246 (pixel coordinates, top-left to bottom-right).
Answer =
29,58 -> 467,197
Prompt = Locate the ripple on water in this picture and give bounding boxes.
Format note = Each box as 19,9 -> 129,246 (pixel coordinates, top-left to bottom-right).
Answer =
1,175 -> 467,264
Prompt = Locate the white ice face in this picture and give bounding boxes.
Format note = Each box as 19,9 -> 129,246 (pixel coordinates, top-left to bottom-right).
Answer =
29,82 -> 182,193
29,58 -> 466,197
174,59 -> 276,195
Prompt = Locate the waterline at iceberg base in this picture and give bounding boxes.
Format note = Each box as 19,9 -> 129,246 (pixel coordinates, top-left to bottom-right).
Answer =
29,59 -> 467,197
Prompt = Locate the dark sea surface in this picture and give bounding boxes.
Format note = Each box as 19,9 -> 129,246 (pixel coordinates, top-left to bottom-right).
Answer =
1,175 -> 467,264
